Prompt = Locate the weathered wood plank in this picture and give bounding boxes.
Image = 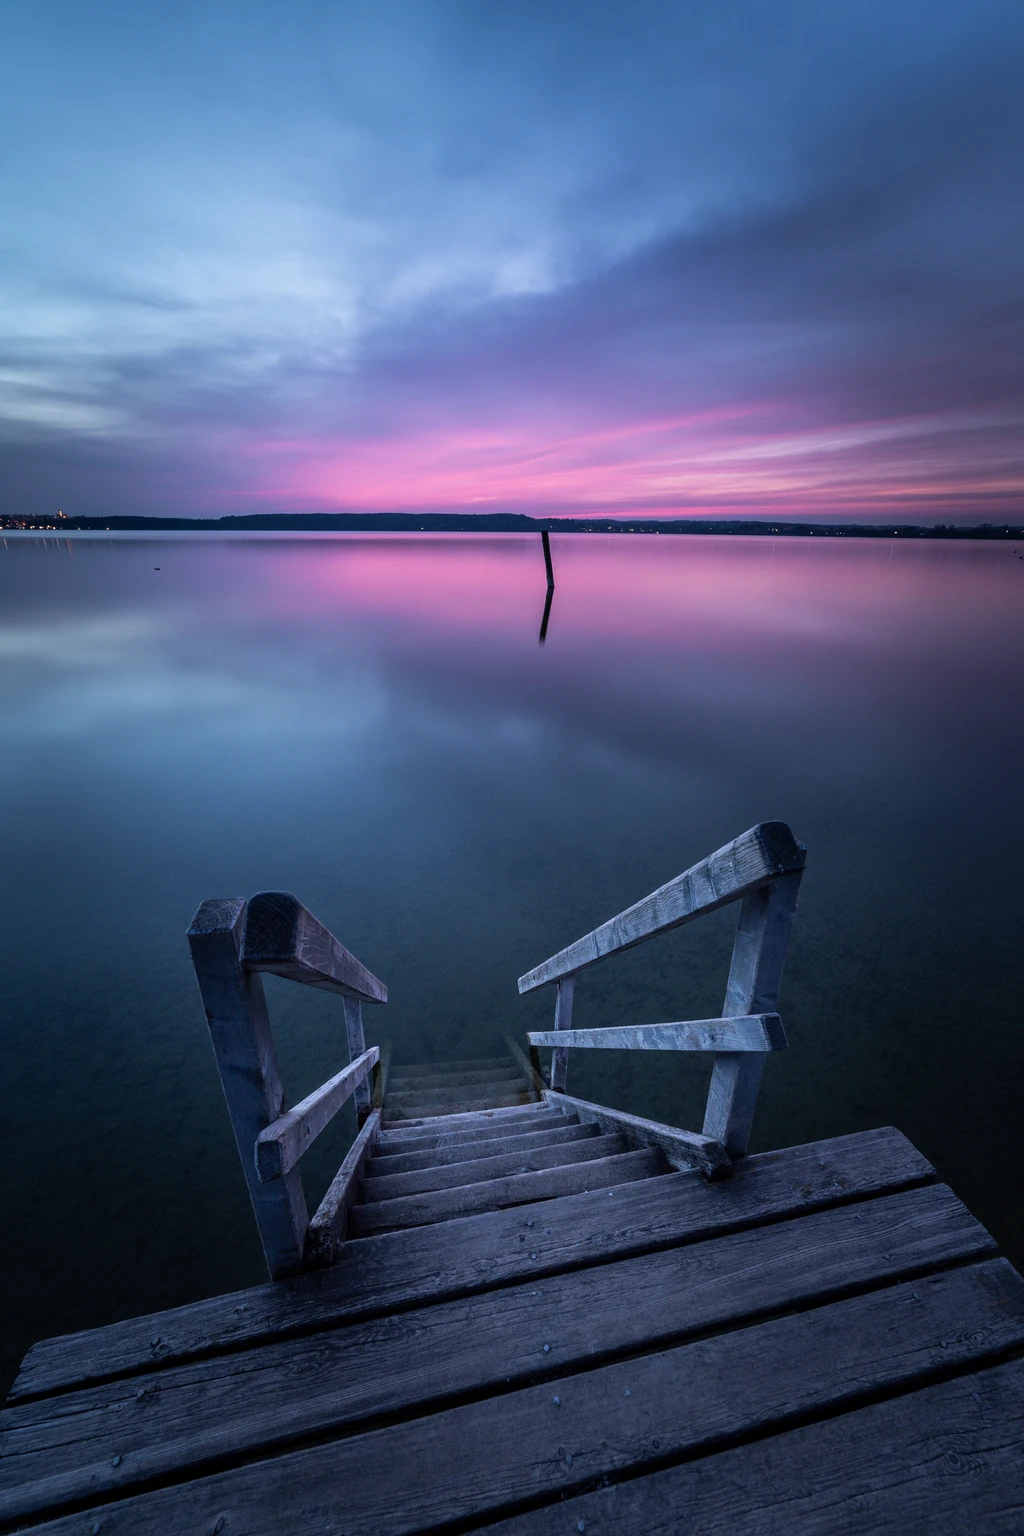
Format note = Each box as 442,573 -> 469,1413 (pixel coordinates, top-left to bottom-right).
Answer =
348,1148 -> 665,1234
241,891 -> 387,1003
529,1013 -> 787,1053
255,1048 -> 379,1181
478,1358 -> 1024,1536
360,1132 -> 627,1201
518,822 -> 805,992
703,869 -> 802,1157
187,898 -> 308,1279
365,1122 -> 590,1177
304,1110 -> 382,1265
9,1128 -> 933,1400
395,1056 -> 513,1074
544,1089 -> 730,1178
10,1256 -> 1017,1532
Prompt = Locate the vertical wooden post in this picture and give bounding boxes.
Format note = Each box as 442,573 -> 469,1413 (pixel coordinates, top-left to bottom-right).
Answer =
550,974 -> 576,1093
702,870 -> 802,1158
188,897 -> 309,1279
343,996 -> 372,1124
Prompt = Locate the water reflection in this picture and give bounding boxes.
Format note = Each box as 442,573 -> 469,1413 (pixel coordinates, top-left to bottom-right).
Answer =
0,532 -> 1022,1393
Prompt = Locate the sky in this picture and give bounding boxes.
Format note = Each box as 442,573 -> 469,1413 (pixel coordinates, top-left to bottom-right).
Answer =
2,0 -> 1023,522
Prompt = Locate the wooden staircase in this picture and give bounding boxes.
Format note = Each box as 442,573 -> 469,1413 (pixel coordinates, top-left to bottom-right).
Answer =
348,1056 -> 666,1237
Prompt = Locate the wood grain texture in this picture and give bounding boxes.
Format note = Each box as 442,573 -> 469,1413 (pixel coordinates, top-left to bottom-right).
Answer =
304,1109 -> 382,1265
255,1047 -> 379,1181
478,1358 -> 1024,1536
348,1148 -> 665,1234
187,898 -> 308,1279
241,891 -> 387,1003
365,1122 -> 590,1178
529,1013 -> 787,1053
359,1132 -> 626,1201
703,869 -> 801,1156
543,1090 -> 730,1178
518,822 -> 805,992
9,1128 -> 933,1401
10,1257 -> 1017,1532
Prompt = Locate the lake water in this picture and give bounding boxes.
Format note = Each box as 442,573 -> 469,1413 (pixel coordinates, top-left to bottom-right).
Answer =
2,531 -> 1022,1394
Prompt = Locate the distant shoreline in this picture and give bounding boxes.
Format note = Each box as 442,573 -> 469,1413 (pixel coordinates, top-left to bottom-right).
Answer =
2,512 -> 1022,539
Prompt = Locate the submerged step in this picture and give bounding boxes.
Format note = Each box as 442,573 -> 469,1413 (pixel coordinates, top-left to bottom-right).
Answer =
384,1091 -> 537,1121
386,1078 -> 530,1107
373,1109 -> 574,1160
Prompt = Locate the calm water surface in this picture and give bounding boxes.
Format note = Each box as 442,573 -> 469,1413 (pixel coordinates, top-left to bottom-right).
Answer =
2,532 -> 1022,1392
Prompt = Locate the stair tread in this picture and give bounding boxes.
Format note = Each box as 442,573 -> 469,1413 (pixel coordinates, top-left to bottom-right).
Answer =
361,1130 -> 623,1200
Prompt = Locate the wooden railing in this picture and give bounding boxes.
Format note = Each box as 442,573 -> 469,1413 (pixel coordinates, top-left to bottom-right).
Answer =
519,822 -> 805,1171
188,892 -> 387,1278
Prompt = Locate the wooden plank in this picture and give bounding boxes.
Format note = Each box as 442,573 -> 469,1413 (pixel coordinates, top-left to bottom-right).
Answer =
371,1041 -> 391,1111
349,1148 -> 665,1234
544,1089 -> 730,1179
9,1128 -> 934,1400
529,1013 -> 787,1053
240,890 -> 387,1003
360,1132 -> 627,1201
255,1047 -> 379,1182
342,997 -> 372,1119
304,1109 -> 382,1266
365,1123 -> 594,1179
187,898 -> 308,1279
703,868 -> 802,1157
9,1254 -> 1016,1531
478,1358 -> 1024,1536
518,822 -> 805,992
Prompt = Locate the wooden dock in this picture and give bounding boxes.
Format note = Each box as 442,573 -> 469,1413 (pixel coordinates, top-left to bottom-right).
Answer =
3,825 -> 1023,1532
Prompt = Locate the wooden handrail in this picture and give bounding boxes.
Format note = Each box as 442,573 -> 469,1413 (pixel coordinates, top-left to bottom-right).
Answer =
242,891 -> 387,1003
189,893 -> 388,1279
255,1047 -> 380,1182
517,822 -> 804,993
528,1013 -> 787,1054
517,822 -> 805,1163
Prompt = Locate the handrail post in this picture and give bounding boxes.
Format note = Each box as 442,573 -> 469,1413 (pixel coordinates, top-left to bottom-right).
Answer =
550,974 -> 576,1093
188,898 -> 309,1278
343,997 -> 372,1124
702,870 -> 803,1158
